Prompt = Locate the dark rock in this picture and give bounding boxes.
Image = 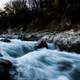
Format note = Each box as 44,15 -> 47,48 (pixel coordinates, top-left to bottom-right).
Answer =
0,59 -> 12,80
18,34 -> 41,41
0,54 -> 3,57
29,35 -> 40,41
18,35 -> 28,41
0,38 -> 11,43
36,39 -> 48,49
0,59 -> 12,69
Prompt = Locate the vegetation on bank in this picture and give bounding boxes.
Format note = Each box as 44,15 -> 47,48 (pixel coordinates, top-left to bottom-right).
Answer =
0,0 -> 80,33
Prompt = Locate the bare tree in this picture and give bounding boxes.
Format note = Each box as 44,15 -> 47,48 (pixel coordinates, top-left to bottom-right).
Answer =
4,0 -> 27,14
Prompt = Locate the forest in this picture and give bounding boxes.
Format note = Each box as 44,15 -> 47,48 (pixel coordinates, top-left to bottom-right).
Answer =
0,0 -> 80,33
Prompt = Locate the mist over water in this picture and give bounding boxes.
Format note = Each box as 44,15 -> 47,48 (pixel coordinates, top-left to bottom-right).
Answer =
0,38 -> 80,80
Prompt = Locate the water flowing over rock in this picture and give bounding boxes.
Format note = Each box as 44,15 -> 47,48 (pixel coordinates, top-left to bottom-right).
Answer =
11,49 -> 80,80
0,34 -> 79,80
0,38 -> 11,43
57,61 -> 73,71
0,39 -> 37,58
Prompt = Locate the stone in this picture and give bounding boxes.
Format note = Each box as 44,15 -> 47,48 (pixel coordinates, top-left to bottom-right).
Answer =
54,31 -> 80,53
18,35 -> 28,41
36,39 -> 48,49
0,59 -> 12,80
0,38 -> 11,43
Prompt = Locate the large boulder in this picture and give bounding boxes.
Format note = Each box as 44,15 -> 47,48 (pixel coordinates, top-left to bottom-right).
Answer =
54,31 -> 80,53
0,59 -> 12,80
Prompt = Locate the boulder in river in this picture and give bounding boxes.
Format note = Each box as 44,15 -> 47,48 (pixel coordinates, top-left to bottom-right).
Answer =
0,38 -> 11,43
0,59 -> 12,80
36,39 -> 48,49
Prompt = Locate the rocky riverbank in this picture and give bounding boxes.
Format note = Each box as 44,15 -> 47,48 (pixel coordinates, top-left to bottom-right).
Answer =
54,30 -> 80,53
0,30 -> 80,80
19,30 -> 80,53
1,30 -> 80,53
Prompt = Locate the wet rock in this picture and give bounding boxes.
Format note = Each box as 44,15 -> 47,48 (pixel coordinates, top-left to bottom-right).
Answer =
54,31 -> 80,53
36,39 -> 48,49
0,59 -> 12,80
28,35 -> 40,41
18,34 -> 40,41
0,54 -> 3,57
0,38 -> 11,43
41,32 -> 56,43
18,35 -> 28,41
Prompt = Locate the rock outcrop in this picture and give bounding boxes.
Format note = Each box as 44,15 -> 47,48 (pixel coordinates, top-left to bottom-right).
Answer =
54,31 -> 80,53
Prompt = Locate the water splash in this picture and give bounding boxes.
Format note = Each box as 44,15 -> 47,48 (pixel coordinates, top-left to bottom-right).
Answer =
0,38 -> 80,80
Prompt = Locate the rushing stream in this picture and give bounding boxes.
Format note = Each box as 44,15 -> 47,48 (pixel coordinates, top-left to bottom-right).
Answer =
0,38 -> 80,80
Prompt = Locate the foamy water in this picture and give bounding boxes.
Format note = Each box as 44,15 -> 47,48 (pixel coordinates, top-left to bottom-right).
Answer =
0,38 -> 80,80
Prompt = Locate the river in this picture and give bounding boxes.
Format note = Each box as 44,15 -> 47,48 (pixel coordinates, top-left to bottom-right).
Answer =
0,37 -> 80,80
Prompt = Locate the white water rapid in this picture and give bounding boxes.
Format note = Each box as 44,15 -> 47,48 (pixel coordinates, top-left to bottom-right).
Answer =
0,38 -> 80,80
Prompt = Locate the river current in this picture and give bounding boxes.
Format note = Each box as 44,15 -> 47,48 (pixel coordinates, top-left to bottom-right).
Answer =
0,38 -> 80,80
